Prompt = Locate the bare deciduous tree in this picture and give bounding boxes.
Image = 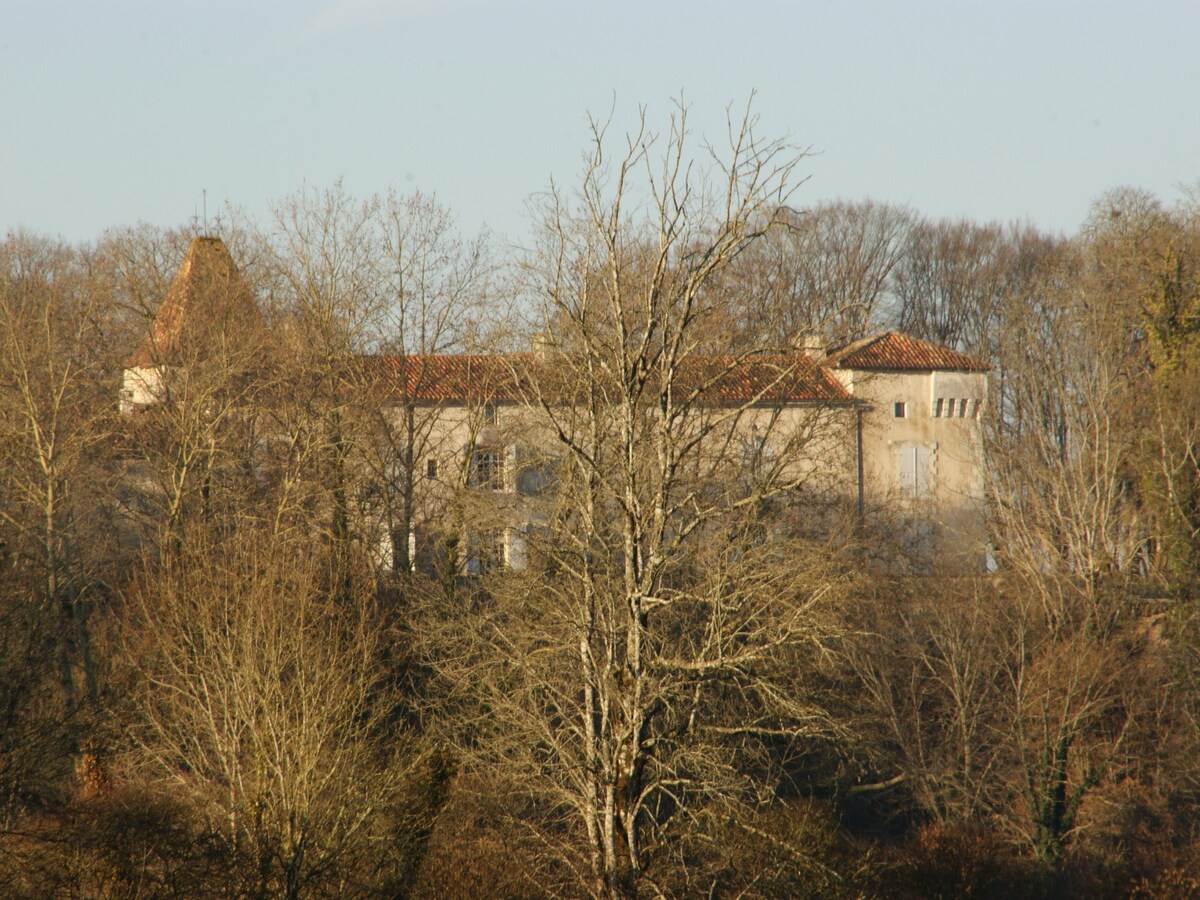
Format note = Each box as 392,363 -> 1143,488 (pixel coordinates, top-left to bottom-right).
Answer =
986,243 -> 1147,627
266,183 -> 492,577
891,218 -> 1060,361
125,532 -> 440,898
423,100 -> 856,898
1082,187 -> 1200,595
722,199 -> 912,349
0,233 -> 114,712
367,190 -> 492,574
848,580 -> 1010,826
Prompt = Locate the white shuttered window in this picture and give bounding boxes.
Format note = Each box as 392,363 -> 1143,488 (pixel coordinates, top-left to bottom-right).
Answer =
896,443 -> 934,496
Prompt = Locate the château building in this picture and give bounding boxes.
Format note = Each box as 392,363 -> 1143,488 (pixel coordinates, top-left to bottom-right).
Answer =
121,235 -> 991,571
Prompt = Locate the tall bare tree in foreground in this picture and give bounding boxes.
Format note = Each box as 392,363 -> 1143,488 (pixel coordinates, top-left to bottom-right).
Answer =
0,234 -> 115,713
425,101 -> 854,898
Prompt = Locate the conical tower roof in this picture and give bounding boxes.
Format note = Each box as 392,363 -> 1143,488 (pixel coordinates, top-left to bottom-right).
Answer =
125,236 -> 264,368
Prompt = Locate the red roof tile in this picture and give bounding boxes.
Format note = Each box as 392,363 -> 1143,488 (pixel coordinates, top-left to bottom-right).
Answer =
376,352 -> 853,405
377,354 -> 531,402
677,354 -> 853,404
821,332 -> 989,372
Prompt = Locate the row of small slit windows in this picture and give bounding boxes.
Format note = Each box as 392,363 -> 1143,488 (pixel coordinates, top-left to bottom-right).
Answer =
893,398 -> 982,419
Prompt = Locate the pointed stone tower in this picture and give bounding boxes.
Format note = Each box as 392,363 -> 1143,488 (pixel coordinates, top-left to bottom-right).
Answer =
120,236 -> 264,413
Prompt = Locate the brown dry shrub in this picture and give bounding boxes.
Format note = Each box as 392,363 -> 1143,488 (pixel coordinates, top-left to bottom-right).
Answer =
0,786 -> 227,899
1129,867 -> 1200,900
886,822 -> 1042,900
678,798 -> 872,899
410,774 -> 559,900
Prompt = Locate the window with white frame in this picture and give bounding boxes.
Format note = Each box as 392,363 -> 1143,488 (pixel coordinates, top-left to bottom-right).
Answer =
469,447 -> 506,490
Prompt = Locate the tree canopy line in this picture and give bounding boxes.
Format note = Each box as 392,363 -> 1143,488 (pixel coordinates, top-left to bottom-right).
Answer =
2,104 -> 1200,898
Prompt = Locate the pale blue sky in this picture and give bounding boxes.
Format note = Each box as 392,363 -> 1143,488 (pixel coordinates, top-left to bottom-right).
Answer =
2,0 -> 1197,246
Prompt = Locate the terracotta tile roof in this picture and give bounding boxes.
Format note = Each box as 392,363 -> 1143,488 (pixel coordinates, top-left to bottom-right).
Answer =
821,331 -> 990,372
375,352 -> 853,405
125,236 -> 264,368
677,354 -> 853,404
376,354 -> 531,402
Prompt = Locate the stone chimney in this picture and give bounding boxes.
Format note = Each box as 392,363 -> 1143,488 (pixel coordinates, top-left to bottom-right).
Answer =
532,331 -> 558,361
795,333 -> 825,360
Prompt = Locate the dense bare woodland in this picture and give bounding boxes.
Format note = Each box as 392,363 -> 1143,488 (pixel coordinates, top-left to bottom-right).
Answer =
3,107 -> 1200,898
